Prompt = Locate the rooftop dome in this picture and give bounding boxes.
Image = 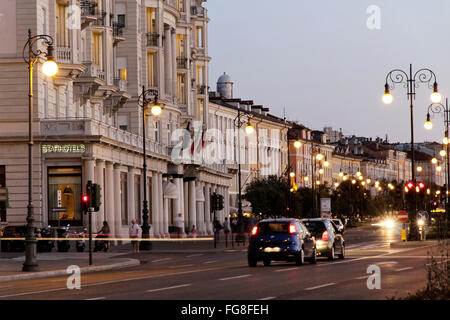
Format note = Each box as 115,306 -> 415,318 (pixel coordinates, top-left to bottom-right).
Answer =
217,72 -> 232,84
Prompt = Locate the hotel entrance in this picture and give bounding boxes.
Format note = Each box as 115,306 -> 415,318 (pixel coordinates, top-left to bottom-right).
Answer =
47,167 -> 83,226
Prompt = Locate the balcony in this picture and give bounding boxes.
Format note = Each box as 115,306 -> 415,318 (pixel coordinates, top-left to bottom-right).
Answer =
146,33 -> 159,47
112,21 -> 125,44
191,6 -> 207,18
40,119 -> 169,157
92,10 -> 107,27
113,78 -> 127,92
177,57 -> 188,69
55,46 -> 72,64
80,0 -> 99,29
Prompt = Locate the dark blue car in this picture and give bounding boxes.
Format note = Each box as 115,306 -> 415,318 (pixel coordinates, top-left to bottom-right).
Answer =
248,218 -> 317,267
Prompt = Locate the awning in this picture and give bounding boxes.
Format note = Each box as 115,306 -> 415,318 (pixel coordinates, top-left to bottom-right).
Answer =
163,181 -> 178,199
196,185 -> 205,202
229,207 -> 238,213
242,206 -> 253,213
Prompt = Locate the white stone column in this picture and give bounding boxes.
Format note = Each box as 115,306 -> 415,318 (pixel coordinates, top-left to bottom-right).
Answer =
158,172 -> 164,237
196,182 -> 205,234
163,197 -> 169,238
113,164 -> 122,242
151,172 -> 158,237
174,177 -> 185,236
164,26 -> 172,96
105,162 -> 115,236
188,180 -> 196,232
127,167 -> 135,224
184,180 -> 189,231
171,28 -> 177,99
204,183 -> 212,235
95,159 -> 105,231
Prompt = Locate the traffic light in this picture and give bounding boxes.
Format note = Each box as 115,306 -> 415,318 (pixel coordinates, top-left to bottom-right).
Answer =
81,194 -> 90,213
217,194 -> 224,211
406,181 -> 414,190
91,183 -> 102,212
395,184 -> 402,199
418,182 -> 425,190
432,201 -> 439,210
211,193 -> 218,211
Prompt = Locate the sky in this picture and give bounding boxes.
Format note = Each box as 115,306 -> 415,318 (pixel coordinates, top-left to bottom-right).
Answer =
206,0 -> 450,144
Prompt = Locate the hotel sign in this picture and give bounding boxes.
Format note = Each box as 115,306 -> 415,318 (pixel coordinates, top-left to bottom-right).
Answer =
42,144 -> 86,154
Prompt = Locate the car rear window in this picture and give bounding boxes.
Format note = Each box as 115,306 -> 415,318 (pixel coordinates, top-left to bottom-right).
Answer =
302,221 -> 326,236
258,222 -> 291,234
332,220 -> 342,226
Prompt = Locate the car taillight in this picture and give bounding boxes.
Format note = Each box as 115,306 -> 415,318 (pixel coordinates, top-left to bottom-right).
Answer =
251,226 -> 258,236
322,230 -> 329,241
289,223 -> 296,234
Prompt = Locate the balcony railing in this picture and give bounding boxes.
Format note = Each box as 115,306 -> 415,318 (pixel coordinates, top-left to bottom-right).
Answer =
113,21 -> 124,37
146,33 -> 159,46
92,10 -> 107,26
176,57 -> 188,69
41,118 -> 169,157
113,77 -> 127,92
55,46 -> 72,64
80,0 -> 97,16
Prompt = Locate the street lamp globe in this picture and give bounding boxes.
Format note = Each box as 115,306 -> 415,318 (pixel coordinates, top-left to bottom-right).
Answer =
42,59 -> 58,77
424,120 -> 433,130
150,104 -> 162,116
440,150 -> 447,157
437,166 -> 442,172
382,84 -> 393,104
432,157 -> 438,164
323,160 -> 329,167
245,121 -> 254,135
417,166 -> 423,172
294,140 -> 302,149
443,137 -> 449,145
289,172 -> 295,178
316,153 -> 324,161
431,83 -> 442,104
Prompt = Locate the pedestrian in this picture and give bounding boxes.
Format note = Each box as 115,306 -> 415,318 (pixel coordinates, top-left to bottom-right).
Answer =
174,213 -> 184,238
223,217 -> 231,244
190,225 -> 197,238
129,219 -> 140,253
97,220 -> 110,252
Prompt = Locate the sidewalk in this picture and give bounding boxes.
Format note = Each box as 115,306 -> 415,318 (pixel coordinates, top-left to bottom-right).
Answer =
0,252 -> 140,283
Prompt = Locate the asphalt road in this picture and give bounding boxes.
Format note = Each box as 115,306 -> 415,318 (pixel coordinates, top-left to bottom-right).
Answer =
0,224 -> 438,300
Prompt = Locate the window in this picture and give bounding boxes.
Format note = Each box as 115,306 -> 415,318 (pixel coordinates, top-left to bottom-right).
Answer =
146,8 -> 157,33
56,2 -> 68,47
120,172 -> 128,225
147,51 -> 157,87
167,122 -> 173,146
0,166 -> 6,222
153,120 -> 160,142
117,14 -> 125,27
47,167 -> 82,226
178,0 -> 185,12
196,26 -> 203,47
177,34 -> 185,58
197,99 -> 203,121
196,66 -> 204,87
177,73 -> 186,104
92,32 -> 103,70
118,114 -> 129,131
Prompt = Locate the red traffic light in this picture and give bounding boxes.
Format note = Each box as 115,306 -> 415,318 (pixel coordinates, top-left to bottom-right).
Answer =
82,195 -> 89,202
418,182 -> 425,190
407,182 -> 414,190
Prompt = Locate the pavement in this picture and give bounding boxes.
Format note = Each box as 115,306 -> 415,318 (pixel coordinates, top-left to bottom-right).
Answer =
0,235 -> 245,283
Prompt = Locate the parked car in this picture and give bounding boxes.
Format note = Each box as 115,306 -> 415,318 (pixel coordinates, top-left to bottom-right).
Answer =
0,225 -> 27,252
331,219 -> 345,233
248,218 -> 317,267
301,218 -> 345,261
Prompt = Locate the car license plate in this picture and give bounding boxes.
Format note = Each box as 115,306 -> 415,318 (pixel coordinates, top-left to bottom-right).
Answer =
264,247 -> 280,253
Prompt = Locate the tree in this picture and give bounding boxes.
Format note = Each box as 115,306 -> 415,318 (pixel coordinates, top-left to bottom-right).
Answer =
244,175 -> 290,218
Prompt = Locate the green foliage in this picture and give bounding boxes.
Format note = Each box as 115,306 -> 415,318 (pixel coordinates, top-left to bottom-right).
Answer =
244,175 -> 290,218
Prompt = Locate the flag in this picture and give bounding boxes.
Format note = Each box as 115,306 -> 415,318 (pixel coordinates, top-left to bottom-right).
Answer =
181,121 -> 191,150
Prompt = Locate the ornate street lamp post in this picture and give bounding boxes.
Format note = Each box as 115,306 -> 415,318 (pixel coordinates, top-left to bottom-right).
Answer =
383,64 -> 441,240
138,86 -> 161,251
424,98 -> 450,228
22,29 -> 58,272
233,108 -> 254,241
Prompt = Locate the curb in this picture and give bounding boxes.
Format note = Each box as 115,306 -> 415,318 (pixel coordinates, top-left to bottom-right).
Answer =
0,258 -> 140,283
390,240 -> 438,248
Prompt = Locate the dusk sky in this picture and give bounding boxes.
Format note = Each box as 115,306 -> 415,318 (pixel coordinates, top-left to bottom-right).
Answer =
207,0 -> 450,144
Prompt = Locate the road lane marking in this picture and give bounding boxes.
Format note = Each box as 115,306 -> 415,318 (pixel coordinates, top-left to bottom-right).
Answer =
395,267 -> 413,272
274,267 -> 298,272
85,297 -> 106,300
169,264 -> 193,268
259,296 -> 276,300
355,275 -> 370,280
376,261 -> 398,265
304,283 -> 336,291
219,274 -> 250,281
186,254 -> 204,257
147,284 -> 191,293
203,260 -> 218,264
151,258 -> 172,263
